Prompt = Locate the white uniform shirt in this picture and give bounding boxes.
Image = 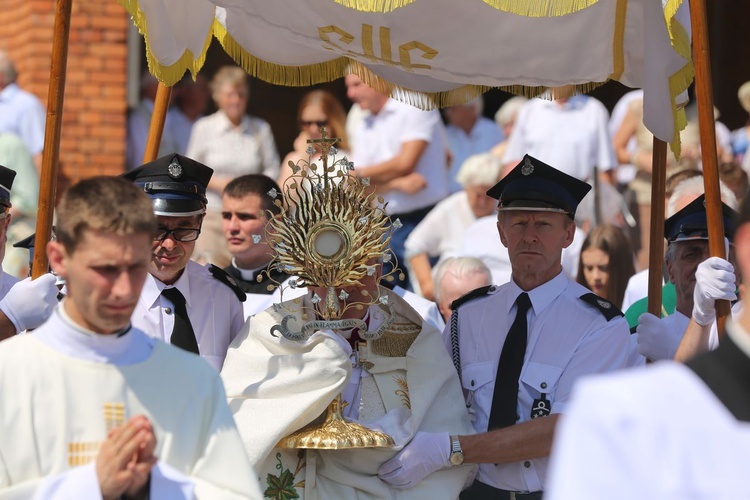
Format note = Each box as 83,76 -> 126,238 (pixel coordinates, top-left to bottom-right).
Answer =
404,191 -> 477,262
186,110 -> 280,210
446,117 -> 503,193
503,95 -> 616,181
351,99 -> 448,214
547,320 -> 750,500
446,271 -> 631,491
131,260 -> 245,371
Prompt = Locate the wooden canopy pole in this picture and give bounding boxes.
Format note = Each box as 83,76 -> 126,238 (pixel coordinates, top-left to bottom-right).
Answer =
142,82 -> 172,163
689,0 -> 730,337
646,138 -> 668,320
32,0 -> 72,279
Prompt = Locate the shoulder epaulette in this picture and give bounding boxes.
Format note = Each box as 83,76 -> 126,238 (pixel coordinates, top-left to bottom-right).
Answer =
451,285 -> 494,311
208,264 -> 246,302
579,293 -> 623,321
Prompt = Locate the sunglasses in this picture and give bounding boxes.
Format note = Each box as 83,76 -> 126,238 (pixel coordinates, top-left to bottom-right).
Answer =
299,120 -> 328,128
154,227 -> 201,242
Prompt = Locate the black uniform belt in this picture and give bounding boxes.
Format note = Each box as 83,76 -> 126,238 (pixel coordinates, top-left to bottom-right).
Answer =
460,480 -> 543,500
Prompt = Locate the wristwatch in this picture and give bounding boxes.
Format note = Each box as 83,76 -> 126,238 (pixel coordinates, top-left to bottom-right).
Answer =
449,435 -> 465,466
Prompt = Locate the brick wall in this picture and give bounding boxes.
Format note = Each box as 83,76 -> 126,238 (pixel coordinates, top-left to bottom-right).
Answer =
0,0 -> 129,185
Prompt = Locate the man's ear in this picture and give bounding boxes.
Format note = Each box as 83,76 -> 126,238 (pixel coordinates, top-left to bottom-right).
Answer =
561,218 -> 576,249
47,240 -> 68,279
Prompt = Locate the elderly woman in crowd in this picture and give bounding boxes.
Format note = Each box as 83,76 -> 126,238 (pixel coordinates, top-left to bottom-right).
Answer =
405,153 -> 503,300
186,65 -> 279,267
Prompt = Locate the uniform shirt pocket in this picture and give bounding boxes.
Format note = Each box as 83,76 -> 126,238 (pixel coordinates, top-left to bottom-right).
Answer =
461,361 -> 495,429
520,361 -> 563,411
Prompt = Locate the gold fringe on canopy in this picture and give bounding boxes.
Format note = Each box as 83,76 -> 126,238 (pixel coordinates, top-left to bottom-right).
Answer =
117,0 -> 212,85
664,0 -> 693,158
334,0 -> 415,13
482,0 -> 598,17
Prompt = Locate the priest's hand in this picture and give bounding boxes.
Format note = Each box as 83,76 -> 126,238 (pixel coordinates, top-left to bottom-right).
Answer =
96,415 -> 157,500
692,257 -> 736,326
0,273 -> 57,333
378,431 -> 450,489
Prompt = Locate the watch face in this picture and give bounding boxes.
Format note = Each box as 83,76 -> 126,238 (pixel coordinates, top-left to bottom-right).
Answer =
450,452 -> 465,466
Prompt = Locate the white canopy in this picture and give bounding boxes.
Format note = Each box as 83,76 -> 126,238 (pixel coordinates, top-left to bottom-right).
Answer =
119,0 -> 693,147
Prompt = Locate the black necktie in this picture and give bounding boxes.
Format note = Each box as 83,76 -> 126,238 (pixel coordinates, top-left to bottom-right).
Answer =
161,287 -> 199,354
488,292 -> 532,429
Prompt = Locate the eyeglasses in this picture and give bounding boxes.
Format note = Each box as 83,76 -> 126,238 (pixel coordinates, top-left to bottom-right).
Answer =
154,227 -> 201,242
299,120 -> 328,129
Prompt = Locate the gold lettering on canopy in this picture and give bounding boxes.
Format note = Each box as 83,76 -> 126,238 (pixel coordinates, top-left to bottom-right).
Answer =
318,24 -> 438,70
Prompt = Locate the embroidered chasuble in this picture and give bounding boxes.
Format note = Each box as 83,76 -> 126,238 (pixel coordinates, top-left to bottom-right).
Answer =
222,286 -> 475,499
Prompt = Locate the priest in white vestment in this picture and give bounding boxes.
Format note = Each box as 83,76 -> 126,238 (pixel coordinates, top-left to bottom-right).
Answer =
221,137 -> 475,499
0,177 -> 261,499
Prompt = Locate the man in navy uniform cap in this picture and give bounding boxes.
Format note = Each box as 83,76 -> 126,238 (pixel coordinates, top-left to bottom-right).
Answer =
635,194 -> 738,363
0,164 -> 57,339
123,153 -> 245,371
378,154 -> 632,497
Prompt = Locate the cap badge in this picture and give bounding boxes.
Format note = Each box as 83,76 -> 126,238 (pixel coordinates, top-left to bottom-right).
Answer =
167,161 -> 183,179
521,158 -> 534,176
597,299 -> 611,309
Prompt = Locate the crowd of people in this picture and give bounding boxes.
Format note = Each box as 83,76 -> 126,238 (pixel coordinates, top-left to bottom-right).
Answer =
1,53 -> 750,498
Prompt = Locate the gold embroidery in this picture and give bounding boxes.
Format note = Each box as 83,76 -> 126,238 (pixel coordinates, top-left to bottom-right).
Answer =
319,24 -> 437,71
68,402 -> 126,466
371,316 -> 420,357
393,375 -> 411,409
67,441 -> 100,466
103,402 -> 125,432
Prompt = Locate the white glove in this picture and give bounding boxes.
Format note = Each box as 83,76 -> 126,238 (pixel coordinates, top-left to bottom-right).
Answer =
0,274 -> 58,333
378,431 -> 450,489
636,312 -> 682,361
692,257 -> 736,326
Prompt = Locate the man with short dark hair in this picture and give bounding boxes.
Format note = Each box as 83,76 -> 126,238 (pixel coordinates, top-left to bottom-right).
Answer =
124,153 -> 246,371
0,176 -> 259,498
378,155 -> 631,497
221,174 -> 303,317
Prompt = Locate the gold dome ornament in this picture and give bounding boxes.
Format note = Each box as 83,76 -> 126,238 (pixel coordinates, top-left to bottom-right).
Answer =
263,128 -> 401,450
277,394 -> 395,449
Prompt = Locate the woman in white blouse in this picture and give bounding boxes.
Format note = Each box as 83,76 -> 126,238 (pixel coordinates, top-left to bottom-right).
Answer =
186,66 -> 279,267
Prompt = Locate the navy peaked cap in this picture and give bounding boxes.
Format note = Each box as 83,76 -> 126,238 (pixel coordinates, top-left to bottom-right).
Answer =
122,153 -> 213,217
664,194 -> 737,243
486,154 -> 591,218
